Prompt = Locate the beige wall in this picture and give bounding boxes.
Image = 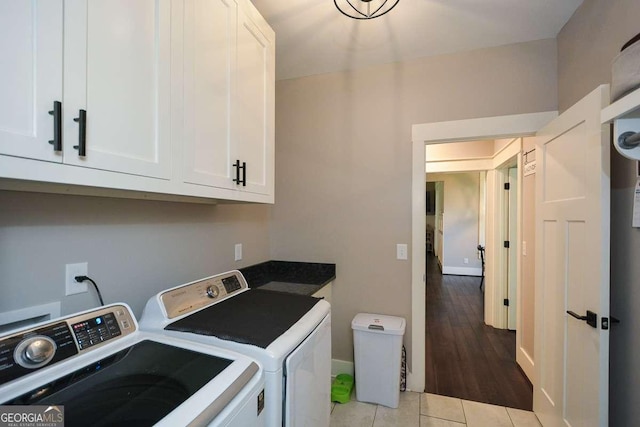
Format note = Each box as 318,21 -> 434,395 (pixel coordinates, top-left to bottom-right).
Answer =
558,0 -> 640,424
494,138 -> 515,154
271,38 -> 558,369
0,191 -> 270,318
425,140 -> 494,160
427,172 -> 482,273
558,0 -> 640,112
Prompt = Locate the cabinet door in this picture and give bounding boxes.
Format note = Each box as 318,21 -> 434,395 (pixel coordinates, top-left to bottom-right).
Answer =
64,0 -> 171,179
183,0 -> 236,188
234,9 -> 274,195
0,1 -> 63,162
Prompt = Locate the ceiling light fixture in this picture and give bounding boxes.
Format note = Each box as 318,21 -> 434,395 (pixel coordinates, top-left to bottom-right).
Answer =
334,0 -> 400,20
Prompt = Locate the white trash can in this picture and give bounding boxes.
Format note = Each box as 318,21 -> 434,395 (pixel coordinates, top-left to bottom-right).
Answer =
352,313 -> 406,408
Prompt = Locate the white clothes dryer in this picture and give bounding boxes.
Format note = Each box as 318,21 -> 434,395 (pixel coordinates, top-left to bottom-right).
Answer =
139,270 -> 331,427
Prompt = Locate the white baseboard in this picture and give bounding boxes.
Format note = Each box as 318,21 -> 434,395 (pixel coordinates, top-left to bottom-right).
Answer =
516,346 -> 535,383
441,266 -> 482,276
332,359 -> 354,378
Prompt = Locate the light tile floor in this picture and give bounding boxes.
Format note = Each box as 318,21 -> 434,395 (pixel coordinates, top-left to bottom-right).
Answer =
330,391 -> 541,427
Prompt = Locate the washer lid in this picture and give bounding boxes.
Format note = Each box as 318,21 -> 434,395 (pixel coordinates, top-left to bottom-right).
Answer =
351,313 -> 406,335
166,289 -> 321,348
2,340 -> 255,426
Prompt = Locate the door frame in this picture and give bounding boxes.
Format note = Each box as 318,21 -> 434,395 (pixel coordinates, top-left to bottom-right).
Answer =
433,181 -> 444,268
492,160 -> 520,331
486,145 -> 520,329
409,111 -> 556,392
506,166 -> 519,330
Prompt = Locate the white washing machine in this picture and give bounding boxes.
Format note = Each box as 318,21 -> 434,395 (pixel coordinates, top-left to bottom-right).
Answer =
139,270 -> 331,427
0,303 -> 266,427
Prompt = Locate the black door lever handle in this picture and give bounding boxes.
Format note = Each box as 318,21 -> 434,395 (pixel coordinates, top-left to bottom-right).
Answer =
567,310 -> 598,328
567,310 -> 587,320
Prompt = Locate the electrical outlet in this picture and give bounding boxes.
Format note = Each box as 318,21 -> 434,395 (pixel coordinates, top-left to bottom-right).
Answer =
234,244 -> 243,261
65,263 -> 88,296
396,244 -> 408,260
464,258 -> 469,264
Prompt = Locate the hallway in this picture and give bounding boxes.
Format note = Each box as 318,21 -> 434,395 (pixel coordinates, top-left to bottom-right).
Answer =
425,252 -> 533,410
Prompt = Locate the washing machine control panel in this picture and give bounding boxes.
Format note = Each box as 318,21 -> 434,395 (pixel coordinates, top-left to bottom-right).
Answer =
70,312 -> 122,350
161,271 -> 248,319
0,304 -> 136,386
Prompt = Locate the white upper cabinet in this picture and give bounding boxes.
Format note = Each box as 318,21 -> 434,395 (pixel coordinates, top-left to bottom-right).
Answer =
182,0 -> 274,197
234,6 -> 274,196
63,0 -> 172,179
0,1 -> 63,162
182,0 -> 237,188
0,0 -> 274,203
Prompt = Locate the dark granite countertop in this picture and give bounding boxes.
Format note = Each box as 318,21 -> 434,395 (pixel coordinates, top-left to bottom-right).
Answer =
239,261 -> 336,296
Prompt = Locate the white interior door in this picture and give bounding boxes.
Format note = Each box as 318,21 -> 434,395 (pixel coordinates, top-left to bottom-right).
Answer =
507,167 -> 518,330
533,85 -> 610,427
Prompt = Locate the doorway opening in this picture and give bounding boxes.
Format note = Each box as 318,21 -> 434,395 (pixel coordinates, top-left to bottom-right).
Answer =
407,111 -> 557,395
426,180 -> 444,270
424,249 -> 533,409
424,156 -> 530,409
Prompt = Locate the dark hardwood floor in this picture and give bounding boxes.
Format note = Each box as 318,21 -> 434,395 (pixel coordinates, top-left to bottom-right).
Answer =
425,252 -> 533,410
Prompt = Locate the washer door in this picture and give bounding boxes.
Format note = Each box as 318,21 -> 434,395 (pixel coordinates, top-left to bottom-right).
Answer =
284,314 -> 331,427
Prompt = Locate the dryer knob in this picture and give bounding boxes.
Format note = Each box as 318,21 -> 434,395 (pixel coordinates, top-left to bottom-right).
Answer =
206,285 -> 219,299
15,336 -> 57,368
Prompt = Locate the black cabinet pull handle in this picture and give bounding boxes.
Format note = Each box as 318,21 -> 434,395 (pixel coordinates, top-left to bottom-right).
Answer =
233,160 -> 241,184
73,109 -> 86,156
567,310 -> 598,328
48,101 -> 62,152
232,160 -> 247,186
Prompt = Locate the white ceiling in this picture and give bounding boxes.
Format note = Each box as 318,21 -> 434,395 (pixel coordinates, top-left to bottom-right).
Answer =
250,0 -> 583,81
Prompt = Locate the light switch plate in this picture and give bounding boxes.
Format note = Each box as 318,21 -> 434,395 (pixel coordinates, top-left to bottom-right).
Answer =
235,244 -> 243,261
65,263 -> 88,296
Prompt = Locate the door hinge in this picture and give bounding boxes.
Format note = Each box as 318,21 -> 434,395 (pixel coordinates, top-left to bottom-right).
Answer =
503,298 -> 509,307
504,182 -> 510,190
504,240 -> 510,248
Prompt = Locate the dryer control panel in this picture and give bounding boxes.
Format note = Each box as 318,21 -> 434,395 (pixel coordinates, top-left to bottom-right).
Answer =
160,270 -> 248,319
0,304 -> 136,386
